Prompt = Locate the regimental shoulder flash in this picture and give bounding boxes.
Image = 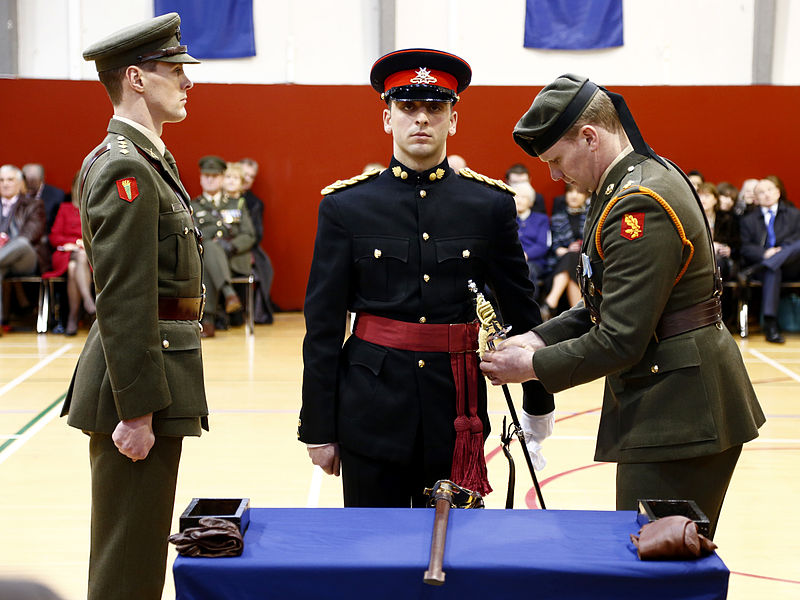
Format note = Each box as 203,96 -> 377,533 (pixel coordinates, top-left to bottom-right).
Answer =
458,167 -> 516,195
321,168 -> 381,195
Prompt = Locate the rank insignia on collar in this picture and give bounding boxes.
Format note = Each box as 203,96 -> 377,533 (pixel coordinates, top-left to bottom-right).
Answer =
621,212 -> 644,240
605,183 -> 614,195
116,178 -> 139,202
410,67 -> 437,84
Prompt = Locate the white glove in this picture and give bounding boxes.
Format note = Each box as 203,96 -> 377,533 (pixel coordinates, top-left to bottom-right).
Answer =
520,409 -> 555,471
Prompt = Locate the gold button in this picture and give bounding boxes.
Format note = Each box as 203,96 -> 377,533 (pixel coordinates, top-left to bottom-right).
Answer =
216,231 -> 223,238
418,360 -> 425,368
183,226 -> 189,235
423,274 -> 430,282
716,322 -> 724,330
216,220 -> 222,227
419,316 -> 427,323
462,249 -> 470,258
162,339 -> 170,349
651,365 -> 659,373
401,171 -> 408,179
420,190 -> 427,198
422,232 -> 430,241
627,165 -> 635,172
374,249 -> 382,258
430,172 -> 438,181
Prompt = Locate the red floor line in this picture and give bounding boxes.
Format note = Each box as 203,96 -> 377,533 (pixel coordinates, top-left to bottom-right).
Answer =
526,462 -> 611,509
730,571 -> 800,585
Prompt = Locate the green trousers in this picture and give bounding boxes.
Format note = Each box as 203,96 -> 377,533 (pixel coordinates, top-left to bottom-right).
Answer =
616,444 -> 742,539
88,433 -> 182,600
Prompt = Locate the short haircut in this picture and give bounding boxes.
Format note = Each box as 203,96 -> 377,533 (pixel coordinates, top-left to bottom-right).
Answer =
505,163 -> 529,180
566,90 -> 624,139
98,61 -> 158,106
762,174 -> 787,202
697,182 -> 718,198
0,164 -> 23,181
239,158 -> 259,170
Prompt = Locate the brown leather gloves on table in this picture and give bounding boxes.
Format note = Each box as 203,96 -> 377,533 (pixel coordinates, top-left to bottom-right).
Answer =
169,517 -> 244,557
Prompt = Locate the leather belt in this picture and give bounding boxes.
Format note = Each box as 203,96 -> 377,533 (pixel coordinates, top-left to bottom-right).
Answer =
158,296 -> 203,321
354,313 -> 478,353
656,296 -> 722,340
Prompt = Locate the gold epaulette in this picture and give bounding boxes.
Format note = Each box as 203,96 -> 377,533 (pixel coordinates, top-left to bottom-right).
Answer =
458,167 -> 516,195
321,168 -> 381,195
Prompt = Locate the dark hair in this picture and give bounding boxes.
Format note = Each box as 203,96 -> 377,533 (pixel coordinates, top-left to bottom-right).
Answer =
716,181 -> 738,200
688,170 -> 705,183
763,174 -> 787,202
505,163 -> 529,180
98,61 -> 158,105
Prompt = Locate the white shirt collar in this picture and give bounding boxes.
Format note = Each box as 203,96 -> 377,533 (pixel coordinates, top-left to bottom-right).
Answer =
112,116 -> 166,156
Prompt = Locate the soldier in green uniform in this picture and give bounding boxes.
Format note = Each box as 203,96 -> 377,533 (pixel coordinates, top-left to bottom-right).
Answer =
61,13 -> 208,599
191,159 -> 255,337
480,74 -> 765,538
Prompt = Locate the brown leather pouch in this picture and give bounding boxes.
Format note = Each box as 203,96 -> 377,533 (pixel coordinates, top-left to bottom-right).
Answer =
630,515 -> 717,560
169,516 -> 244,557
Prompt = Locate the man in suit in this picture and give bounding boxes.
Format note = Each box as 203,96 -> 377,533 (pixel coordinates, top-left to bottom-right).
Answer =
0,164 -> 47,332
480,74 -> 764,538
22,163 -> 66,233
739,176 -> 800,343
61,13 -> 207,600
299,48 -> 555,507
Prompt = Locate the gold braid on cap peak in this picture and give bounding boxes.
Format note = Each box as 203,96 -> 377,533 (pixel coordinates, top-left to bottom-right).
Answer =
458,168 -> 516,195
320,168 -> 381,195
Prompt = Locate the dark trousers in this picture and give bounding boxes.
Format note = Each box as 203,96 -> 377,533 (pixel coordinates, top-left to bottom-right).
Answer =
341,434 -> 452,508
616,444 -> 742,540
760,239 -> 800,317
88,433 -> 182,600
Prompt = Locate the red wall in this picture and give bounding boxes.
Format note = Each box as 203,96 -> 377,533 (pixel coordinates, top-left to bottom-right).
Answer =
2,79 -> 798,309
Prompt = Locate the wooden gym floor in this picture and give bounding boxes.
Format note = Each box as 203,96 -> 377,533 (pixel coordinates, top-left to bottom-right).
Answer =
0,313 -> 798,599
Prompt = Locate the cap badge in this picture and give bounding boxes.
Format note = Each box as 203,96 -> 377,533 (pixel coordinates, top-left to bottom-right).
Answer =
410,67 -> 438,85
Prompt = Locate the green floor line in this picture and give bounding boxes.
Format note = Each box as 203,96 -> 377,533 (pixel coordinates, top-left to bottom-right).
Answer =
0,394 -> 66,455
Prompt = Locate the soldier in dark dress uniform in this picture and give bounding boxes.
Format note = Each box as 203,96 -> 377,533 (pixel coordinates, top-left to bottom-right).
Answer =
61,13 -> 208,599
480,74 -> 765,538
299,49 -> 554,507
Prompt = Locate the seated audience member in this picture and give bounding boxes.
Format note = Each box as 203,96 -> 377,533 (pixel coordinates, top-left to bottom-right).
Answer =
735,178 -> 759,216
698,182 -> 740,281
541,183 -> 588,319
0,164 -> 48,333
739,175 -> 800,343
42,174 -> 95,335
504,162 -> 554,214
22,163 -> 65,233
447,154 -> 467,171
510,180 -> 550,295
688,169 -> 705,190
239,157 -> 274,324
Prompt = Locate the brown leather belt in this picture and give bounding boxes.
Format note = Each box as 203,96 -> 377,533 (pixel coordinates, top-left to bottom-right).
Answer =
158,296 -> 203,321
656,296 -> 722,340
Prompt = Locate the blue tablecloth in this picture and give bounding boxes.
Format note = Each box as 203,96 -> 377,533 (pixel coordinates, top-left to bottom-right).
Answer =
173,508 -> 728,599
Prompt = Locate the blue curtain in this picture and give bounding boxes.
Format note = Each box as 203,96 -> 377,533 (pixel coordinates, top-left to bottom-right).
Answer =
524,0 -> 623,50
154,0 -> 256,59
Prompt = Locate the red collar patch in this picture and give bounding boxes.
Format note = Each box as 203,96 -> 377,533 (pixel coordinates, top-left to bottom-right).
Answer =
116,178 -> 139,202
621,212 -> 644,240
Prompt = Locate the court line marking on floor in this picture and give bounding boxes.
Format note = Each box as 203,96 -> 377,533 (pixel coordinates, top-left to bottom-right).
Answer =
0,343 -> 74,399
748,348 -> 800,384
0,394 -> 65,465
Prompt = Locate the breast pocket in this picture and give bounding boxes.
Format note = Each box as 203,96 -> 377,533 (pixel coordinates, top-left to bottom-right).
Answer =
159,211 -> 201,281
352,236 -> 409,303
435,237 -> 488,304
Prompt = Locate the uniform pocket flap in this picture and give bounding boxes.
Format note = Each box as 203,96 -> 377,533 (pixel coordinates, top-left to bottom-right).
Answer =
623,337 -> 702,379
434,237 -> 487,263
353,236 -> 409,262
348,340 -> 387,376
158,211 -> 193,240
158,322 -> 202,351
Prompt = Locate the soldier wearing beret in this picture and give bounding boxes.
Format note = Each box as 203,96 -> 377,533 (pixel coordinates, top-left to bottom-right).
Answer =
480,74 -> 765,537
299,48 -> 554,507
191,156 -> 253,337
61,13 -> 208,599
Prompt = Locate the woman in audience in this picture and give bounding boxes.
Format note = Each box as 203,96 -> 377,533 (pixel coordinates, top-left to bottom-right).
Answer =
510,180 -> 550,296
43,174 -> 94,335
735,178 -> 759,215
540,183 -> 588,319
699,182 -> 740,281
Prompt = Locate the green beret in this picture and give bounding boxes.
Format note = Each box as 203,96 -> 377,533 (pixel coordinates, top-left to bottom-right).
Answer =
83,12 -> 200,72
198,155 -> 227,174
513,74 -> 600,157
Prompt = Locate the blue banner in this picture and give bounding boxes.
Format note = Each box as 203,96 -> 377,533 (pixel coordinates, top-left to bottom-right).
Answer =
154,0 -> 256,59
524,0 -> 623,50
